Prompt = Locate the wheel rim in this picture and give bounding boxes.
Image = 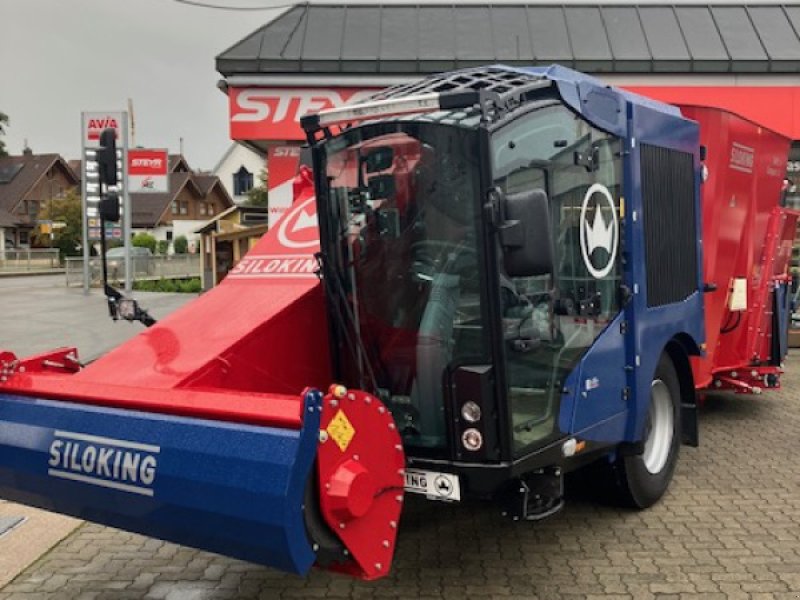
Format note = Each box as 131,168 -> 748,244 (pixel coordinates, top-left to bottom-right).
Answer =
642,379 -> 674,475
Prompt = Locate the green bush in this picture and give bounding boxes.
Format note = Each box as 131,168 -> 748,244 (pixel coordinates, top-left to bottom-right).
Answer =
132,277 -> 201,294
173,235 -> 188,254
157,240 -> 169,255
132,233 -> 157,254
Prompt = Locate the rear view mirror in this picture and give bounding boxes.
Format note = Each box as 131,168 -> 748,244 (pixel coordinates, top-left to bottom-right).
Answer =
499,189 -> 554,278
363,147 -> 393,173
97,128 -> 118,186
99,191 -> 121,222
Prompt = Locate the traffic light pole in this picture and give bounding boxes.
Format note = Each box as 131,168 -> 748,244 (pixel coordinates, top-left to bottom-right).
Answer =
122,117 -> 131,293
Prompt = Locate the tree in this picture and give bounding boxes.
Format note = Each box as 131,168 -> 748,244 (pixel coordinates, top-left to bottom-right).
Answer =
173,235 -> 188,254
246,169 -> 268,208
132,232 -> 157,254
0,112 -> 8,158
33,188 -> 82,259
157,239 -> 169,255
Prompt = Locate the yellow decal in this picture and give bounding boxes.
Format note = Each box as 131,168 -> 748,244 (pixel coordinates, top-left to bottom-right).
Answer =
327,410 -> 356,452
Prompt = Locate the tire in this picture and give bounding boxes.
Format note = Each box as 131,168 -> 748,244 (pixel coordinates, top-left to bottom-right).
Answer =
614,353 -> 682,509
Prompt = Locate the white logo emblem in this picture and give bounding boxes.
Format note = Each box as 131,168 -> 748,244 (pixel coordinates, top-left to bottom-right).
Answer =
579,183 -> 618,279
277,196 -> 319,249
48,430 -> 160,497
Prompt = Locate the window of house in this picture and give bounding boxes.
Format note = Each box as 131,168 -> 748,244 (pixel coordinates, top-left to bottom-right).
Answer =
27,200 -> 40,217
233,166 -> 254,196
171,201 -> 179,214
180,201 -> 188,216
166,230 -> 173,241
208,203 -> 215,215
199,203 -> 207,216
18,230 -> 29,245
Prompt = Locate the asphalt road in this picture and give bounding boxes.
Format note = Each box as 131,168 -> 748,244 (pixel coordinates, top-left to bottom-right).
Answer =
0,274 -> 196,361
0,274 -> 198,591
0,276 -> 799,599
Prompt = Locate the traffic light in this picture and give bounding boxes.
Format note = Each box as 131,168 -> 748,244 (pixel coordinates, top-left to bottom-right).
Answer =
99,191 -> 121,223
97,128 -> 118,187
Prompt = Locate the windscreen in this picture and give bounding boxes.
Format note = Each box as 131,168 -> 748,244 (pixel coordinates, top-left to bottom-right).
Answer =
320,123 -> 486,451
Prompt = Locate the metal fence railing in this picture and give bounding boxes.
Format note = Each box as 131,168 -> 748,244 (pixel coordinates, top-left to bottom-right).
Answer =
65,254 -> 202,287
0,249 -> 61,272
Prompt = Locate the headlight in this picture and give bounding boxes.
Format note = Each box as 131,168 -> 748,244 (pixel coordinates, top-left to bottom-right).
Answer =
461,428 -> 483,451
460,401 -> 481,423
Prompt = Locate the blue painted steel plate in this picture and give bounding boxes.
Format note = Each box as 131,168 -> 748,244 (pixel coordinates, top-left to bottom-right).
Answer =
0,390 -> 322,575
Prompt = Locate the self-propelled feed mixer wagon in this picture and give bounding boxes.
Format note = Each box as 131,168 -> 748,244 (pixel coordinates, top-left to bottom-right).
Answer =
0,65 -> 796,580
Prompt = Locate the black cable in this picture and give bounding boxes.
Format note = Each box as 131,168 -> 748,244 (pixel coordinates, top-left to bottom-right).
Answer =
720,311 -> 742,334
315,252 -> 380,395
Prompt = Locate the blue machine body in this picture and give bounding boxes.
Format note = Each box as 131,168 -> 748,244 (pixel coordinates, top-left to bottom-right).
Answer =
503,64 -> 706,445
0,390 -> 322,574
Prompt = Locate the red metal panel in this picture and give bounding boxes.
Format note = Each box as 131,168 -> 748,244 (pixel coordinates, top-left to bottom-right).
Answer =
316,385 -> 405,580
0,374 -> 304,429
627,86 -> 800,141
680,104 -> 794,392
0,169 -> 330,426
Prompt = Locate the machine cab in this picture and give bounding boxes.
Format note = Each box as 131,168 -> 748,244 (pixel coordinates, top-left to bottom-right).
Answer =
302,65 -> 703,502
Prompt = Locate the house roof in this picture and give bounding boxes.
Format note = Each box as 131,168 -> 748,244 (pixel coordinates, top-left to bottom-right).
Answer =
67,159 -> 82,178
195,205 -> 269,234
193,174 -> 219,196
0,211 -> 17,228
131,172 -> 192,228
131,171 -> 235,228
0,153 -> 79,228
169,154 -> 191,172
216,3 -> 800,77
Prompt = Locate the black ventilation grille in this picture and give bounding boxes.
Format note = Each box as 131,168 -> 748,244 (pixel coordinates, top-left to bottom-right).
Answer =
641,144 -> 698,308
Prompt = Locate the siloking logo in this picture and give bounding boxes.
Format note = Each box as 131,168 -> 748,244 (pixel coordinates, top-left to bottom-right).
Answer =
48,430 -> 160,497
229,87 -> 378,141
228,196 -> 320,280
580,183 -> 619,279
729,142 -> 755,174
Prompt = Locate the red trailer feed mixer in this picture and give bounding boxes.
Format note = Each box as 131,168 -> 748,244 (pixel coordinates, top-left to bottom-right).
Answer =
0,66 -> 796,580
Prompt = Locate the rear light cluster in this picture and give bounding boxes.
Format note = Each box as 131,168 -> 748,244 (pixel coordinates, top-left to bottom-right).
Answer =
461,401 -> 483,451
461,428 -> 483,451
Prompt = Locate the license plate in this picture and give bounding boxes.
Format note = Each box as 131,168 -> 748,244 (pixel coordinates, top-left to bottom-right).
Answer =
404,468 -> 461,502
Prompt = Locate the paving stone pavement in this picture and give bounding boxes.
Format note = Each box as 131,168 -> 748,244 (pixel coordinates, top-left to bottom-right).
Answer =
2,353 -> 800,600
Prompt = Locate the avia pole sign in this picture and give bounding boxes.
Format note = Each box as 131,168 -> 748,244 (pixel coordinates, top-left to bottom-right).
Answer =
81,111 -> 130,294
128,149 -> 169,193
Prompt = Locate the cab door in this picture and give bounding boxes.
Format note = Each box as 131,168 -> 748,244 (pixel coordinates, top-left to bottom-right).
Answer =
490,105 -> 627,456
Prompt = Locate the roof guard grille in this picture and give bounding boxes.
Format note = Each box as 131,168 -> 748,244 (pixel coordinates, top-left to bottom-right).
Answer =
368,66 -> 545,102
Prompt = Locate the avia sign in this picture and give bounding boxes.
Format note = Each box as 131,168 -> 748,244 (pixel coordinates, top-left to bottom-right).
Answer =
82,112 -> 124,148
229,87 -> 378,141
128,149 -> 169,194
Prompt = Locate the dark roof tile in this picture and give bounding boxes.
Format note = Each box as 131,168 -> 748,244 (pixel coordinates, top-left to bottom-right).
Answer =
216,3 -> 800,76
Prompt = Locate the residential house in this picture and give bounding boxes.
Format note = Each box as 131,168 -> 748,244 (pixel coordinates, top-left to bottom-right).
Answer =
131,155 -> 234,252
0,149 -> 80,250
195,205 -> 269,289
212,142 -> 266,205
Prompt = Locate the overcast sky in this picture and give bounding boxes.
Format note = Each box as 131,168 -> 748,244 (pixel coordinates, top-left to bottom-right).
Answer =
0,0 -> 787,170
1,0 -> 281,170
